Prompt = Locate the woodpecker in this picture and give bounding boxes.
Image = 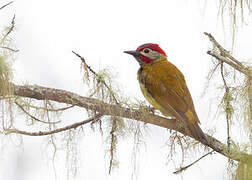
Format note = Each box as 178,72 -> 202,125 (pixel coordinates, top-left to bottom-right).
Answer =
124,43 -> 207,144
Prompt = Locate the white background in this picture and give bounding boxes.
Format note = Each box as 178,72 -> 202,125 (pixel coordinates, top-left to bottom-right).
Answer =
1,0 -> 252,179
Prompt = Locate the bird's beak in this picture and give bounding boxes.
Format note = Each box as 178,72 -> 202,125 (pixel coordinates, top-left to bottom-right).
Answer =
123,50 -> 140,57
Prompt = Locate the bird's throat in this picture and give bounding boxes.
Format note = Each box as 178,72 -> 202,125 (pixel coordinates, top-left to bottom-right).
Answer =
139,55 -> 153,64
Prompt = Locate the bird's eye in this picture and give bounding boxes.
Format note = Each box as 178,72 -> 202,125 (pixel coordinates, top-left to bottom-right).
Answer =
144,49 -> 150,53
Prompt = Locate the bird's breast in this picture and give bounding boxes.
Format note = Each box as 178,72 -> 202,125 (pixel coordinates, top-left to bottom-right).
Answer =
137,63 -> 173,116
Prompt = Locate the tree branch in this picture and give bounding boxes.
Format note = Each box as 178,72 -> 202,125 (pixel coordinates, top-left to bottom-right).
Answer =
220,63 -> 232,154
21,103 -> 75,112
0,46 -> 19,52
204,32 -> 245,68
15,100 -> 61,124
9,83 -> 252,163
1,14 -> 15,45
173,150 -> 215,174
6,113 -> 103,136
72,51 -> 119,104
0,1 -> 13,10
204,32 -> 250,77
207,50 -> 249,76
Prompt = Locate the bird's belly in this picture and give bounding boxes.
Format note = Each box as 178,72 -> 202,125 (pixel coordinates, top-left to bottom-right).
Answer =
139,82 -> 173,117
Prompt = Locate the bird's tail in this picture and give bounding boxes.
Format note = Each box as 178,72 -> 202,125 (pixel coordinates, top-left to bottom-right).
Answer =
187,122 -> 208,145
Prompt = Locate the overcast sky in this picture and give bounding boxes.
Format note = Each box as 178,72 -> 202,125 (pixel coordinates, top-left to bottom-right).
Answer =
1,0 -> 252,180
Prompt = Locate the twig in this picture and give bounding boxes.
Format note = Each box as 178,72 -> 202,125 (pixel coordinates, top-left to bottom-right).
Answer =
15,101 -> 61,124
0,46 -> 19,52
208,61 -> 222,80
72,51 -> 98,78
24,104 -> 75,112
204,32 -> 245,68
47,104 -> 75,111
1,14 -> 15,45
173,150 -> 215,174
5,114 -> 103,136
207,50 -> 249,76
72,51 -> 119,104
220,63 -> 231,153
220,63 -> 229,90
0,1 -> 13,10
204,32 -> 249,77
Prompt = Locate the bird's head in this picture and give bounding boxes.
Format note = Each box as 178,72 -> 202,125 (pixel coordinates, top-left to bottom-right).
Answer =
124,43 -> 167,65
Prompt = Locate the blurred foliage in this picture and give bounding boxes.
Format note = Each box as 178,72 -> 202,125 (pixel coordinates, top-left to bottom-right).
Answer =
218,0 -> 252,46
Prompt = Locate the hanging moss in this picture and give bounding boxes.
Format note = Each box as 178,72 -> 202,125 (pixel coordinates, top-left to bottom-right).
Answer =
0,56 -> 12,96
235,160 -> 252,180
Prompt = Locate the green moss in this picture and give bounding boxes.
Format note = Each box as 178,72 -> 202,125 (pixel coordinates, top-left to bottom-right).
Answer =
0,56 -> 12,96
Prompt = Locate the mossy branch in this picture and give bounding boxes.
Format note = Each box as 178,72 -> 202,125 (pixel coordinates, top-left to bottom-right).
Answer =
72,51 -> 119,104
204,32 -> 252,170
205,31 -> 252,132
4,83 -> 251,163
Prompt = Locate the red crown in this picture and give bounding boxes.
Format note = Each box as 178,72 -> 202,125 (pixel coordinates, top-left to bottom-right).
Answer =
137,43 -> 167,56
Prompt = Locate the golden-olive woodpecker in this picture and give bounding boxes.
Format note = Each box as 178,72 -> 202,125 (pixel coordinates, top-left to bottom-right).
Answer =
124,43 -> 207,144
